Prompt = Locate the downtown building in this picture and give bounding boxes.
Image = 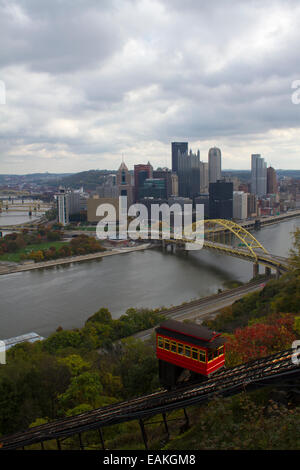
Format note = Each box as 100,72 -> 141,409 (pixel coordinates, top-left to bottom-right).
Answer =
153,169 -> 173,198
56,187 -> 69,226
208,147 -> 222,184
171,142 -> 188,174
251,154 -> 267,197
134,162 -> 153,202
56,187 -> 82,226
233,191 -> 248,220
116,161 -> 134,206
88,161 -> 134,223
267,166 -> 277,194
177,148 -> 201,198
209,180 -> 233,220
200,161 -> 209,193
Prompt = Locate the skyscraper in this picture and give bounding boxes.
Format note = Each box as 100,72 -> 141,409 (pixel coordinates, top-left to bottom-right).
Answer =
208,147 -> 222,183
251,154 -> 267,197
56,187 -> 69,226
177,149 -> 200,198
153,169 -> 172,198
267,166 -> 277,194
134,163 -> 153,202
171,142 -> 188,173
209,180 -> 233,219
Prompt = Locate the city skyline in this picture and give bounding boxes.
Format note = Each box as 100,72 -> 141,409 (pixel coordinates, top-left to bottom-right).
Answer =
1,1 -> 300,174
0,144 -> 285,175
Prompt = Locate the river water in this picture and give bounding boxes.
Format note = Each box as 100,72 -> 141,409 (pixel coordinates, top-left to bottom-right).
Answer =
0,217 -> 299,339
0,199 -> 45,230
0,211 -> 44,227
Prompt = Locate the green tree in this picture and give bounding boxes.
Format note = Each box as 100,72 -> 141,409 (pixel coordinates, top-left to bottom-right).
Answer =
58,354 -> 91,377
58,372 -> 104,410
86,308 -> 112,325
117,339 -> 159,398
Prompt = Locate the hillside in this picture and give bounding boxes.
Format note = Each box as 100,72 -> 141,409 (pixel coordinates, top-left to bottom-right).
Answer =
58,170 -> 116,189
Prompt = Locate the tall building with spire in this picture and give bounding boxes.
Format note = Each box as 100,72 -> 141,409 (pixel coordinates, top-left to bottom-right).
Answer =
177,148 -> 200,198
117,161 -> 133,205
171,142 -> 188,173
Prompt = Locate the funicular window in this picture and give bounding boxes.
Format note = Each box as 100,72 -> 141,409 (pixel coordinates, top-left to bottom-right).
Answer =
213,350 -> 218,359
185,345 -> 191,357
171,341 -> 177,353
158,336 -> 163,348
218,346 -> 224,356
199,350 -> 206,363
191,348 -> 198,360
164,339 -> 170,350
178,343 -> 184,355
207,350 -> 214,362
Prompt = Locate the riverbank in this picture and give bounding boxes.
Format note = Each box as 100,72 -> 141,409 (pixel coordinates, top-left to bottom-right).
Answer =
133,278 -> 267,342
240,209 -> 300,229
0,243 -> 152,276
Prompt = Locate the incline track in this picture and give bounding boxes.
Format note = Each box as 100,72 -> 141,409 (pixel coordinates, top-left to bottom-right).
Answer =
1,348 -> 299,450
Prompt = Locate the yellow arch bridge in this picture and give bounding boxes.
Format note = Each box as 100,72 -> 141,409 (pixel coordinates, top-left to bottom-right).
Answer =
159,219 -> 289,278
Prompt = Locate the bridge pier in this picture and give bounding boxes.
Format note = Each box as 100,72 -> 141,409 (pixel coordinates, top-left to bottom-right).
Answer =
253,263 -> 259,278
276,268 -> 281,280
265,266 -> 271,277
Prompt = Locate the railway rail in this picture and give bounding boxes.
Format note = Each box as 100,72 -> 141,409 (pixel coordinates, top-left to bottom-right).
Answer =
1,348 -> 299,450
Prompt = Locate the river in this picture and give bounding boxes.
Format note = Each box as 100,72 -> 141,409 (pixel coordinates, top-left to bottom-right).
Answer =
0,217 -> 299,339
0,198 -> 45,230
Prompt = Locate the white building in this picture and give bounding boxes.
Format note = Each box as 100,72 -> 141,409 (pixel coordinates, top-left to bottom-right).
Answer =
56,187 -> 69,226
233,191 -> 248,220
56,188 -> 82,225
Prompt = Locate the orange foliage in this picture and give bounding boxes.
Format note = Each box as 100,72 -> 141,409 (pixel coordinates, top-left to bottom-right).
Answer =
226,314 -> 296,363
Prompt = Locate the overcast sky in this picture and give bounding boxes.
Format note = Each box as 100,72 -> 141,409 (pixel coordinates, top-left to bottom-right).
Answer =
1,0 -> 300,174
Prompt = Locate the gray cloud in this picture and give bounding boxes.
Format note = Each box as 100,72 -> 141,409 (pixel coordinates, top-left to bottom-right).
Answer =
1,0 -> 300,173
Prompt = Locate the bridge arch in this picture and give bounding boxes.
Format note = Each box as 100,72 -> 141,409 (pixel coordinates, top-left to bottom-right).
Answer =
189,219 -> 270,261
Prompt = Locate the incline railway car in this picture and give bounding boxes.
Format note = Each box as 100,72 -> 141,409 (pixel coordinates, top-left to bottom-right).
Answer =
156,319 -> 226,388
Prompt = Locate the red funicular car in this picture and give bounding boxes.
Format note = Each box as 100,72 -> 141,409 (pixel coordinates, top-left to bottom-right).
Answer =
156,319 -> 226,388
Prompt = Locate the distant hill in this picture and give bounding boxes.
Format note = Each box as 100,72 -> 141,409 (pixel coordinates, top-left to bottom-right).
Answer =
58,170 -> 116,189
222,170 -> 251,182
0,173 -> 72,186
0,170 -> 116,190
276,170 -> 300,179
223,169 -> 300,180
